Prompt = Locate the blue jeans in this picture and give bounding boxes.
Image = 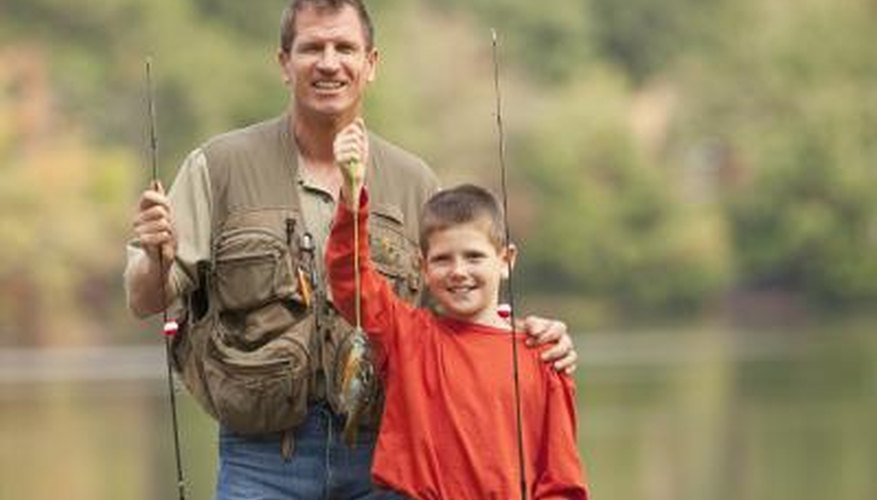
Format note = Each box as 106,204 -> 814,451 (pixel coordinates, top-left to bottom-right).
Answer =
215,403 -> 406,499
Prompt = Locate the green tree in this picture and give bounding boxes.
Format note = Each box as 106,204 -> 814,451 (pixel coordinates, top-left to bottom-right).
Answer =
670,0 -> 877,305
0,50 -> 139,345
515,74 -> 731,313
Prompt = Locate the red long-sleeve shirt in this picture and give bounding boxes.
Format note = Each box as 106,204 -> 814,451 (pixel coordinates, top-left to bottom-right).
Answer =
327,196 -> 588,500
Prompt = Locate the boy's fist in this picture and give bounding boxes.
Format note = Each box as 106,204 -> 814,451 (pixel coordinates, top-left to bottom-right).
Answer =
334,118 -> 369,207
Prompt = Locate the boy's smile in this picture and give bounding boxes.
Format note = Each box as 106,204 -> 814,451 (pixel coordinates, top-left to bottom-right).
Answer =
422,220 -> 515,328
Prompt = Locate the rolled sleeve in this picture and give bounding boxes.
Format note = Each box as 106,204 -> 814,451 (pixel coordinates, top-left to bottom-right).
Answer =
123,148 -> 213,304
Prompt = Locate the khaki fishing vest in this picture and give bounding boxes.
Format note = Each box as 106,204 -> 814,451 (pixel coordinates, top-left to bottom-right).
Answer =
170,116 -> 437,435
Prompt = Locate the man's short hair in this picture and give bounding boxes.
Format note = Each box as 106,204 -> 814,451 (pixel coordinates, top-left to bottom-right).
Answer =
280,0 -> 375,52
419,184 -> 506,253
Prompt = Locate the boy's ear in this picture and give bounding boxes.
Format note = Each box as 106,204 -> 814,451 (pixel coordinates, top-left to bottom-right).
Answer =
501,243 -> 518,279
417,251 -> 426,275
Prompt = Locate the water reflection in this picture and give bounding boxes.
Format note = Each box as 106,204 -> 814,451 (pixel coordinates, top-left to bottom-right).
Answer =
1,323 -> 874,500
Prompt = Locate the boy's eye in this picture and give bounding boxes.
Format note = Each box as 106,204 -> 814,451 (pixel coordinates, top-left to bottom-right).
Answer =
464,251 -> 487,261
429,255 -> 450,264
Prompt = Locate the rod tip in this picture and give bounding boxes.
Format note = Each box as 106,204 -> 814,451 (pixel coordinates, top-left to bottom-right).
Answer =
491,28 -> 497,42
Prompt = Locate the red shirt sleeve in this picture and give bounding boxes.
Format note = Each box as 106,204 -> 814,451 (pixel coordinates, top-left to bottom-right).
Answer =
325,189 -> 415,353
532,373 -> 589,499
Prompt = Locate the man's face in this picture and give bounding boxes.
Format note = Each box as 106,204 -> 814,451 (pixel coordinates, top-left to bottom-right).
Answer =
422,220 -> 514,327
279,5 -> 377,124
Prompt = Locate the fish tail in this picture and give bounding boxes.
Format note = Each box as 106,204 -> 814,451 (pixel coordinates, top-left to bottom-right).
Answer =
342,403 -> 362,446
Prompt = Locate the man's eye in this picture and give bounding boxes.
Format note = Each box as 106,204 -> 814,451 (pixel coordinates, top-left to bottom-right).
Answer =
297,44 -> 320,53
337,44 -> 357,54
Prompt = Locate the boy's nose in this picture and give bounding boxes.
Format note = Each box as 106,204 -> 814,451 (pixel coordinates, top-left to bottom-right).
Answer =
449,259 -> 468,278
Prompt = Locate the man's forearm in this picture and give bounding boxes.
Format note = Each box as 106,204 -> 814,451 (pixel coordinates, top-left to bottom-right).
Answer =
125,253 -> 175,318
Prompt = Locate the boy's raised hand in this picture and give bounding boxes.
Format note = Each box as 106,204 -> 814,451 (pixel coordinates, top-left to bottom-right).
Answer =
334,118 -> 369,209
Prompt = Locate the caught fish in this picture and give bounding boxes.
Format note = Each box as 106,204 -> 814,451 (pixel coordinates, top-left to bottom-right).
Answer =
340,328 -> 375,446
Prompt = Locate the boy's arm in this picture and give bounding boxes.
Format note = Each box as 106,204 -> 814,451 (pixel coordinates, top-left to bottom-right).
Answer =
326,190 -> 411,347
533,374 -> 590,500
329,118 -> 420,350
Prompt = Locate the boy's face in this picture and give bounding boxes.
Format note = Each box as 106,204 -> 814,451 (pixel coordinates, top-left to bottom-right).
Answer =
422,219 -> 515,327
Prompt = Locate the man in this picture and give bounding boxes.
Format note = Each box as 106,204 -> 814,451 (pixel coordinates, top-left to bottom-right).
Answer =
126,1 -> 577,498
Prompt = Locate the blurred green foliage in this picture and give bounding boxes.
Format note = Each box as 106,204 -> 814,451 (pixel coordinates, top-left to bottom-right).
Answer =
670,0 -> 877,307
1,0 -> 875,340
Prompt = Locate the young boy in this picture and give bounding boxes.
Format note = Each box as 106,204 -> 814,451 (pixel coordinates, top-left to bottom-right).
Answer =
327,121 -> 588,499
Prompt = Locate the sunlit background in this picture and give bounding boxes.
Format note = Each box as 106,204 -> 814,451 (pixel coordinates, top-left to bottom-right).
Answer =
1,0 -> 875,499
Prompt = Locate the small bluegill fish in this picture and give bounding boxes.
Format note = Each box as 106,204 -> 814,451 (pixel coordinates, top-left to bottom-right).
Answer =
340,328 -> 375,446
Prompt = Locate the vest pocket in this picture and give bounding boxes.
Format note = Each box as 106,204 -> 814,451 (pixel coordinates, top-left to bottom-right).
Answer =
214,227 -> 299,312
198,211 -> 313,433
202,315 -> 312,434
368,204 -> 421,303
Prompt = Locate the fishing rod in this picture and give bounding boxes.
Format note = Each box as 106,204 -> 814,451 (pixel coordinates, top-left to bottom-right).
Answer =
145,57 -> 187,500
490,29 -> 528,500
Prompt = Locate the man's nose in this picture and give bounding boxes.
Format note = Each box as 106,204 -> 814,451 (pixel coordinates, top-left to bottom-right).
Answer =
317,47 -> 340,71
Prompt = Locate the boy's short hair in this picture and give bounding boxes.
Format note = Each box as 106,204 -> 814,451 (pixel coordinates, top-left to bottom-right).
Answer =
419,184 -> 506,252
280,0 -> 375,53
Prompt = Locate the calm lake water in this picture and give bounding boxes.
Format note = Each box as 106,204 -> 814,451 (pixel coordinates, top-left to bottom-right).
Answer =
1,319 -> 874,500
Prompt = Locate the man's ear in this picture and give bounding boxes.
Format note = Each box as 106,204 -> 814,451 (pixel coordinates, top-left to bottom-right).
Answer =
365,48 -> 379,83
277,49 -> 292,84
501,243 -> 518,279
